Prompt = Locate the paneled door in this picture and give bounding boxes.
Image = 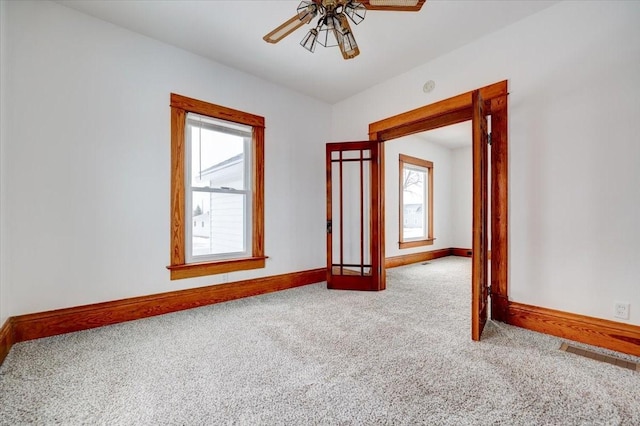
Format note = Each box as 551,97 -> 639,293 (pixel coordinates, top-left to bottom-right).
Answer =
326,141 -> 384,291
472,90 -> 490,340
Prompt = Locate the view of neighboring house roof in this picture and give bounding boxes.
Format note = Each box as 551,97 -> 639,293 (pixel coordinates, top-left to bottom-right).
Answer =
199,153 -> 243,180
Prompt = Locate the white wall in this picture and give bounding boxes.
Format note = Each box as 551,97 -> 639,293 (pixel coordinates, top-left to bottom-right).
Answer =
384,136 -> 452,258
332,1 -> 640,325
1,0 -> 331,318
3,1 -> 639,327
451,147 -> 472,249
0,0 -> 7,325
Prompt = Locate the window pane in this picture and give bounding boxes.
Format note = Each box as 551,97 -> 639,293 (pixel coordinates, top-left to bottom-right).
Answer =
402,166 -> 426,240
185,112 -> 253,262
191,191 -> 247,257
190,126 -> 246,190
331,156 -> 372,277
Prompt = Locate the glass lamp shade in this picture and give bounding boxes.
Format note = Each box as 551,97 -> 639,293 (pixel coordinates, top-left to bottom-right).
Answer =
345,1 -> 366,25
300,28 -> 319,53
317,15 -> 342,47
297,1 -> 318,21
339,31 -> 360,59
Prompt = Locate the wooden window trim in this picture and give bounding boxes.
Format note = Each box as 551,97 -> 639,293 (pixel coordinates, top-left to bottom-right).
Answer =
167,93 -> 265,280
399,154 -> 434,249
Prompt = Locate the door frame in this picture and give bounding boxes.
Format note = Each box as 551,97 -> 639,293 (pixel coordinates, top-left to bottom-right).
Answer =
367,80 -> 509,322
325,141 -> 383,291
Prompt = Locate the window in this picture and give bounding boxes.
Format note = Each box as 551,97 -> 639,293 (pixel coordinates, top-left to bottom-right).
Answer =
399,154 -> 433,249
168,94 -> 265,280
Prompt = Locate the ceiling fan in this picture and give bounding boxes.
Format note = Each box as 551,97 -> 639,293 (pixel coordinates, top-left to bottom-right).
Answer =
264,0 -> 426,60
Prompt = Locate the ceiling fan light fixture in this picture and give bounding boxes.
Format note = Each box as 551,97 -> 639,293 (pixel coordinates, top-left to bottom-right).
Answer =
345,1 -> 366,25
264,0 -> 425,59
297,1 -> 319,22
336,14 -> 360,59
316,15 -> 343,48
263,13 -> 313,43
300,28 -> 319,53
339,31 -> 359,59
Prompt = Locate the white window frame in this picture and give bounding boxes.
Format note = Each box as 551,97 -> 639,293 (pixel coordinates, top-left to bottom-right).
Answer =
184,113 -> 253,263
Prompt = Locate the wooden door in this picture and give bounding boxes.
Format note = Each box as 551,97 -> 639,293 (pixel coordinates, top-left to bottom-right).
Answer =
472,90 -> 490,340
326,141 -> 383,291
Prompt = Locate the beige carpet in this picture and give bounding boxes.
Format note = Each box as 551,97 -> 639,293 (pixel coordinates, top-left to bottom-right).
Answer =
0,257 -> 638,424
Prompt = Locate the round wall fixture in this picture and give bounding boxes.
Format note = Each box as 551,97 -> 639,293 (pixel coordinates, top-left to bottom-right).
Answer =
423,80 -> 435,93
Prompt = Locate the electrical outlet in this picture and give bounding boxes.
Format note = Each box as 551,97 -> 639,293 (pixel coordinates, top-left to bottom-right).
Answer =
614,302 -> 630,320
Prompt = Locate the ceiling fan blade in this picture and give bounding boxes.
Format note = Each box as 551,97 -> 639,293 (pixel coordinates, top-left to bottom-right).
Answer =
360,0 -> 426,11
263,14 -> 313,44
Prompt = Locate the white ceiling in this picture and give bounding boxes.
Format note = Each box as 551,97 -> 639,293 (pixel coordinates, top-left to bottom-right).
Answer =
57,0 -> 560,104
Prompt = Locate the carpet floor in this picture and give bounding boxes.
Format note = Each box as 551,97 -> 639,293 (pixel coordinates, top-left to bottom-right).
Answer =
0,257 -> 638,425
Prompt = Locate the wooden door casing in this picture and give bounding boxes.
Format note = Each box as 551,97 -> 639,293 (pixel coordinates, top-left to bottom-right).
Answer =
368,81 -> 509,338
471,90 -> 490,341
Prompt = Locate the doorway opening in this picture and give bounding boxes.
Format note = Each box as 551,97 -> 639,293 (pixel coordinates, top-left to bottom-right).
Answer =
325,81 -> 507,340
384,121 -> 473,262
368,81 -> 508,339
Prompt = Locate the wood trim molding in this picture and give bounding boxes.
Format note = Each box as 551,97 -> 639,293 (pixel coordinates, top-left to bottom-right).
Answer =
399,239 -> 435,249
385,248 -> 451,268
490,94 -> 509,323
378,141 -> 387,290
508,302 -> 640,357
450,248 -> 491,259
170,105 -> 186,266
451,248 -> 473,257
0,318 -> 13,367
10,269 -> 325,344
368,80 -> 509,323
168,257 -> 267,280
169,93 -> 265,280
369,80 -> 508,140
385,248 -> 491,268
170,94 -> 265,128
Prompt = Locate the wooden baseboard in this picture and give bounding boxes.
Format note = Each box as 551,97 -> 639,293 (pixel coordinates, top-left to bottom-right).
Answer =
450,248 -> 492,259
0,318 -> 13,366
385,248 -> 451,268
10,268 -> 325,344
385,248 -> 494,268
508,302 -> 640,357
6,267 -> 637,364
451,247 -> 473,257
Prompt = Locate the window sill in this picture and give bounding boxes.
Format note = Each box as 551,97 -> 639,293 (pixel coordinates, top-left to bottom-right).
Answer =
399,238 -> 435,249
167,256 -> 267,280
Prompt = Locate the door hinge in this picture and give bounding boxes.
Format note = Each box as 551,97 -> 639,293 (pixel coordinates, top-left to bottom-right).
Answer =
326,220 -> 332,234
488,132 -> 492,145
